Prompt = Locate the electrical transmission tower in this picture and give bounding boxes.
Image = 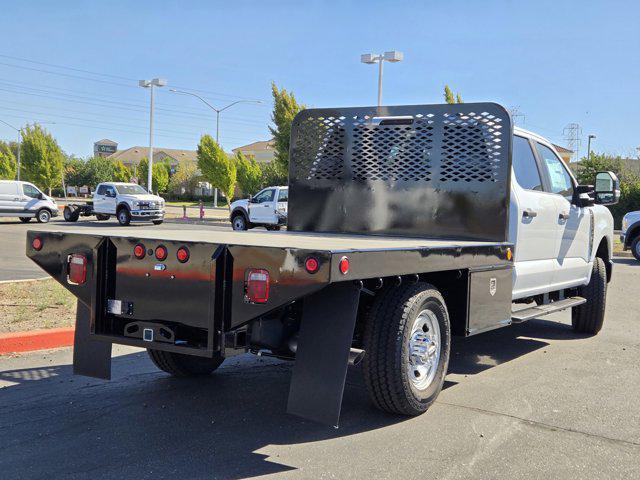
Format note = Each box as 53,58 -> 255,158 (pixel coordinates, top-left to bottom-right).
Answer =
563,123 -> 582,162
509,106 -> 525,126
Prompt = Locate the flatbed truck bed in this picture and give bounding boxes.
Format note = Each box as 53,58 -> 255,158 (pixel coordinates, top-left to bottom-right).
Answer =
28,102 -> 610,427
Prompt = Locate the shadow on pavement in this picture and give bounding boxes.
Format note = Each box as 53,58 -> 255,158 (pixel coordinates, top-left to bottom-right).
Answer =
0,317 -> 579,479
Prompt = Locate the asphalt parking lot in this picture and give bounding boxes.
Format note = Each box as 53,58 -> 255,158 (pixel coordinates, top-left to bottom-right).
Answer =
0,258 -> 638,479
0,218 -> 231,281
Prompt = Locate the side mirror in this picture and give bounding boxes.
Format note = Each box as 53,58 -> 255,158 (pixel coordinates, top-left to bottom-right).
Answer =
594,171 -> 620,205
37,193 -> 44,200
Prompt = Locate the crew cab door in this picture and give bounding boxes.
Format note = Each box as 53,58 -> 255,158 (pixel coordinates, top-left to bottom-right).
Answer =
510,135 -> 560,299
248,188 -> 276,224
94,185 -> 117,214
534,142 -> 592,288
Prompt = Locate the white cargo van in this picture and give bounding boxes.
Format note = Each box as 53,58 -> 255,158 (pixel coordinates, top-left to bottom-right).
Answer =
0,180 -> 59,223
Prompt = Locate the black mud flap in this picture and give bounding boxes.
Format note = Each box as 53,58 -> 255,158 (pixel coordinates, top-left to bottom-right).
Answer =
73,300 -> 112,379
287,282 -> 360,427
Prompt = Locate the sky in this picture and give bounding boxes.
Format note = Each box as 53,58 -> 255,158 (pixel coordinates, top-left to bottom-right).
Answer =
0,0 -> 638,160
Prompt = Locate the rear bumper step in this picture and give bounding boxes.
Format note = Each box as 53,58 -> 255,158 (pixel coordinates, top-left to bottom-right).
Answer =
512,296 -> 586,322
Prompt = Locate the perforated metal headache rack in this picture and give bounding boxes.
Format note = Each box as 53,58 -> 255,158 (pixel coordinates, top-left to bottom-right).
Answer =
287,102 -> 513,242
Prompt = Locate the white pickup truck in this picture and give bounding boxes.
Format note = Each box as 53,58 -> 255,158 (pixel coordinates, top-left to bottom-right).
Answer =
63,182 -> 165,226
229,186 -> 288,231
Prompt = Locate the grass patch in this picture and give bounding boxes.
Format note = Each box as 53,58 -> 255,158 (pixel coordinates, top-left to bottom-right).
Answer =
0,279 -> 76,333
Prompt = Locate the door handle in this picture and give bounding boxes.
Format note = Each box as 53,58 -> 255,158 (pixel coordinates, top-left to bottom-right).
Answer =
522,209 -> 537,218
558,212 -> 570,221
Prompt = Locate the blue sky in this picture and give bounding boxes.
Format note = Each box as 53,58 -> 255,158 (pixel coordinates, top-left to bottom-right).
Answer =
0,0 -> 637,159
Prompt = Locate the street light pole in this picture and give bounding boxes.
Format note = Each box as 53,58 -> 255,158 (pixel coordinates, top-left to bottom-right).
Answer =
139,78 -> 167,193
169,89 -> 262,206
361,51 -> 404,107
587,134 -> 596,161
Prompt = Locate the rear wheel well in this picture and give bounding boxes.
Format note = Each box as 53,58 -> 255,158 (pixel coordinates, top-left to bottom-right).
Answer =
625,224 -> 640,247
595,238 -> 611,282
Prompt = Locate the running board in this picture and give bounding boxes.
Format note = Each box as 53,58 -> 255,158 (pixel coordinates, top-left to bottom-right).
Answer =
511,296 -> 586,323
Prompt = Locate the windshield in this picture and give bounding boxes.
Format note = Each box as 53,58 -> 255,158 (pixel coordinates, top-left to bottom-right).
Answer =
115,184 -> 148,195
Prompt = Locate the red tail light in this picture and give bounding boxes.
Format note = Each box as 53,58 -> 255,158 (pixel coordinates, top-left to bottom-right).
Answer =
245,269 -> 270,304
155,245 -> 168,261
32,237 -> 43,251
68,254 -> 87,285
176,246 -> 190,263
304,256 -> 319,274
338,256 -> 350,275
134,244 -> 146,259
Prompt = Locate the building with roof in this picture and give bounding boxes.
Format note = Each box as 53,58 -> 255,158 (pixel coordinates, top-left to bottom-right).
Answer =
232,139 -> 275,163
94,139 -> 118,157
107,146 -> 198,173
552,144 -> 573,165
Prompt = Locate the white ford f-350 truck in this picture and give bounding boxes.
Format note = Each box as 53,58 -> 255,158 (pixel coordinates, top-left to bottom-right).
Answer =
27,103 -> 619,427
229,186 -> 288,230
63,182 -> 165,226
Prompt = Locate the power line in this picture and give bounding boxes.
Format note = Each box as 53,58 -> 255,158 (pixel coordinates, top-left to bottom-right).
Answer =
563,123 -> 582,162
0,53 -> 267,101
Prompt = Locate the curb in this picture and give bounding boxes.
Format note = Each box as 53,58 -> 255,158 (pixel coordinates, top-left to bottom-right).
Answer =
0,327 -> 75,354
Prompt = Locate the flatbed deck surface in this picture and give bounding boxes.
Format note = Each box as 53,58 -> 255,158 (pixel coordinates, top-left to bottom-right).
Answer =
44,228 -> 505,252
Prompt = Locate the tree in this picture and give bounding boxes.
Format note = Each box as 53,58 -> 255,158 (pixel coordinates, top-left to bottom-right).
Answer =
197,134 -> 236,206
444,85 -> 463,104
112,160 -> 131,182
259,161 -> 287,188
138,158 -> 170,193
268,82 -> 304,178
20,124 -> 64,195
575,152 -> 623,186
82,156 -> 117,188
0,140 -> 16,179
63,156 -> 86,187
168,160 -> 200,195
234,152 -> 262,196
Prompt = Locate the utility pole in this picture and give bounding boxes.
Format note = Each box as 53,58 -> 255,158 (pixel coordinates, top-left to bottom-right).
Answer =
139,78 -> 167,193
587,134 -> 596,162
360,51 -> 404,107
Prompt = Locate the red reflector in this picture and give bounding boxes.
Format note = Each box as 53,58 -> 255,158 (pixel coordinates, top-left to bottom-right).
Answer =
134,244 -> 146,259
339,256 -> 350,275
155,245 -> 168,261
177,246 -> 190,263
68,254 -> 87,285
245,269 -> 270,304
32,237 -> 43,251
305,256 -> 319,274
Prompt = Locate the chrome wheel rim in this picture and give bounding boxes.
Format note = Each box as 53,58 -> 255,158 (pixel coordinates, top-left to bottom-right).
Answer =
233,217 -> 245,230
118,211 -> 127,223
407,309 -> 441,391
635,242 -> 640,257
39,211 -> 49,222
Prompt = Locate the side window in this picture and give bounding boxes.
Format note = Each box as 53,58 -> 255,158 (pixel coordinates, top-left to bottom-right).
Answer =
96,185 -> 106,195
536,143 -> 574,201
254,189 -> 274,203
277,188 -> 288,202
512,136 -> 543,191
23,184 -> 41,198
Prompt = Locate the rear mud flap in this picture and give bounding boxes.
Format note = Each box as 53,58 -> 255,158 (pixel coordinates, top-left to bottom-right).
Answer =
73,300 -> 112,379
287,282 -> 360,427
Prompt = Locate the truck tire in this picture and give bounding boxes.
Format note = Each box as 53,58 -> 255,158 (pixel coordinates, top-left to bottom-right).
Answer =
572,257 -> 607,335
362,282 -> 451,416
147,349 -> 224,377
96,214 -> 110,221
36,209 -> 51,223
231,213 -> 248,231
19,217 -> 31,223
117,207 -> 131,226
63,206 -> 79,222
631,236 -> 640,262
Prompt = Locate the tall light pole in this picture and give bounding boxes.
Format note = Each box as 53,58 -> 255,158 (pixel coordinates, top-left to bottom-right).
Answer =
587,134 -> 596,160
360,51 -> 404,106
139,78 -> 167,193
169,88 -> 262,206
0,119 -> 55,181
